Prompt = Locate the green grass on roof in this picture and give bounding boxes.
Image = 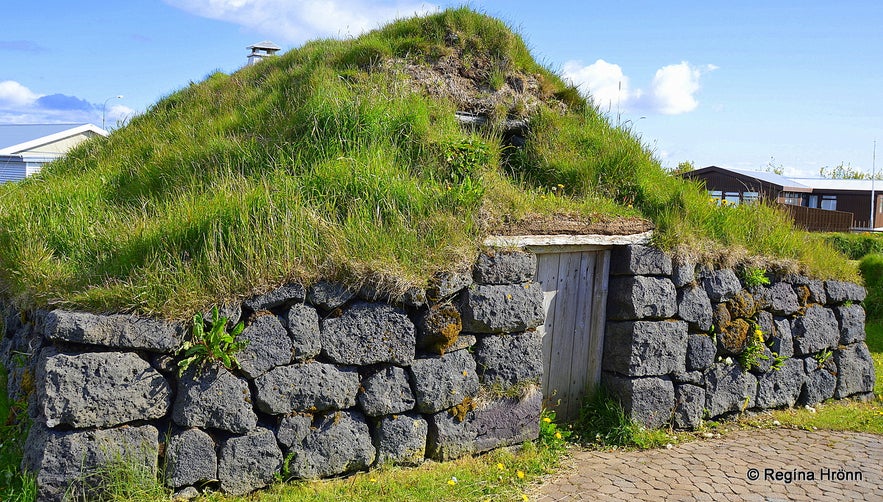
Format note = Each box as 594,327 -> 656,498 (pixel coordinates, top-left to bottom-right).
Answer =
0,8 -> 858,319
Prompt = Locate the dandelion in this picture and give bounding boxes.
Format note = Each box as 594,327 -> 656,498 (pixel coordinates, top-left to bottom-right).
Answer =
447,476 -> 458,486
557,183 -> 564,189
542,417 -> 552,423
517,470 -> 525,479
522,494 -> 530,501
369,477 -> 377,483
497,462 -> 505,470
555,432 -> 562,439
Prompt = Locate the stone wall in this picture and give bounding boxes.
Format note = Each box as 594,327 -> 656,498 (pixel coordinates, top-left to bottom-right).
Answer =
604,245 -> 876,429
0,251 -> 544,501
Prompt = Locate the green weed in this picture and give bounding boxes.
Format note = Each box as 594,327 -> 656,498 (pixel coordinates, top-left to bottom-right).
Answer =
177,306 -> 246,375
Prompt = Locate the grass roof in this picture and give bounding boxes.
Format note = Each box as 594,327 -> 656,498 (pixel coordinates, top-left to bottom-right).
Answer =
0,8 -> 857,319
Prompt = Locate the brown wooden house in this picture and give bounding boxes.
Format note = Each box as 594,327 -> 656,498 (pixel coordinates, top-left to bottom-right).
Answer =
683,166 -> 882,231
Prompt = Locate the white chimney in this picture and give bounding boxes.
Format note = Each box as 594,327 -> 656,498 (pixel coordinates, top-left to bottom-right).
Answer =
246,41 -> 281,66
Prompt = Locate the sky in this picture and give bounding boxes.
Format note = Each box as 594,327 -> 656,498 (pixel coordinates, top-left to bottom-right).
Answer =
2,1 -> 882,177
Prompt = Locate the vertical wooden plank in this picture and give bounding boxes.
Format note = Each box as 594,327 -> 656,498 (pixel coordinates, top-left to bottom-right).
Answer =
587,249 -> 611,388
546,252 -> 581,416
534,253 -> 560,397
565,251 -> 596,420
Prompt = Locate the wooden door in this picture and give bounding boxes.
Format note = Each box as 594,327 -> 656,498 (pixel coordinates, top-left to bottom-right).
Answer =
534,249 -> 610,421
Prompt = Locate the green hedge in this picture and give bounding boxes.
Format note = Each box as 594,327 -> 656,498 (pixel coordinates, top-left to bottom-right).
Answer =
826,233 -> 883,260
859,253 -> 883,321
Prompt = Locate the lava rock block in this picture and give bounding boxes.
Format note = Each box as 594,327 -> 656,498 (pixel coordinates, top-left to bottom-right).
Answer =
276,414 -> 313,450
718,318 -> 751,356
415,304 -> 463,355
254,362 -> 359,414
37,351 -> 171,428
237,314 -> 292,379
473,332 -> 543,386
320,302 -> 415,366
42,310 -> 182,352
426,271 -> 473,302
409,350 -> 479,414
834,342 -> 876,398
603,320 -> 688,377
165,428 -> 217,488
672,369 -> 704,385
472,388 -> 542,453
426,407 -> 477,461
800,358 -> 837,405
770,317 -> 794,358
674,384 -> 705,429
603,374 -> 674,429
374,413 -> 428,466
677,285 -> 713,331
459,283 -> 545,333
686,333 -> 716,372
307,281 -> 355,311
704,363 -> 757,418
785,274 -> 827,304
243,283 -> 306,311
672,261 -> 697,287
286,411 -> 376,479
284,303 -> 321,361
472,251 -> 537,285
754,282 -> 800,316
217,427 -> 282,496
754,358 -> 805,409
172,365 -> 257,434
792,306 -> 839,356
834,304 -> 866,345
610,245 -> 673,276
701,269 -> 742,302
357,365 -> 416,417
824,281 -> 867,304
23,423 -> 158,502
607,276 -> 677,320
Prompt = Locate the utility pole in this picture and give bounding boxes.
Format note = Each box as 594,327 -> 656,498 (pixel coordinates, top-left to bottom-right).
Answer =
872,140 -> 877,230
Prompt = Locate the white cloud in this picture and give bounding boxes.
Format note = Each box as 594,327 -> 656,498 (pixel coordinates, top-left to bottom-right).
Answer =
645,62 -> 717,115
164,0 -> 438,44
561,60 -> 716,116
0,80 -> 40,108
562,59 -> 641,114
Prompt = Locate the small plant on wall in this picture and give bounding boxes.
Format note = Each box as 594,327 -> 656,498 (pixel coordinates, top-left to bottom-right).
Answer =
177,306 -> 246,375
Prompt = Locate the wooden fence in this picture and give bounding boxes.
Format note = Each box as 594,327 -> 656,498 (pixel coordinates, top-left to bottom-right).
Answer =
779,204 -> 853,232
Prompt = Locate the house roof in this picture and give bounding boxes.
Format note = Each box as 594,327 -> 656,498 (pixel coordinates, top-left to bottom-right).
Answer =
247,41 -> 280,51
0,123 -> 107,156
790,178 -> 880,192
690,165 -> 810,191
694,166 -> 880,193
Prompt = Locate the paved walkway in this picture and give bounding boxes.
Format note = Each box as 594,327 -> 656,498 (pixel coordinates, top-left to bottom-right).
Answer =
532,428 -> 883,501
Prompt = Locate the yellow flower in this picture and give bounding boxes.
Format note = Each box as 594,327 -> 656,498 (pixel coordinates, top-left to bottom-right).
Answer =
497,462 -> 505,470
542,417 -> 552,423
555,432 -> 562,439
369,477 -> 377,483
522,494 -> 530,501
557,184 -> 564,189
447,476 -> 458,486
517,470 -> 525,479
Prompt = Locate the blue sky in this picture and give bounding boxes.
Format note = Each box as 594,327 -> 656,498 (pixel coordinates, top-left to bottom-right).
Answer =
2,1 -> 881,177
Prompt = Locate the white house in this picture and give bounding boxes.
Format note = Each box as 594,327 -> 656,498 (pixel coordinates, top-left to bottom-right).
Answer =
0,123 -> 108,183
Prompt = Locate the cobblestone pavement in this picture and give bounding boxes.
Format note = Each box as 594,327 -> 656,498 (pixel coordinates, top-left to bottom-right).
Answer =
532,428 -> 883,501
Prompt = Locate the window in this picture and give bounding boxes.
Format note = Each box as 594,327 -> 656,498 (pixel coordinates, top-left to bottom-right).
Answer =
782,192 -> 802,205
724,192 -> 740,205
742,192 -> 759,204
820,195 -> 837,211
807,195 -> 818,208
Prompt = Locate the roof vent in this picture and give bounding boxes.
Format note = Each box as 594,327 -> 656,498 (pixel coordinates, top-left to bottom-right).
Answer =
246,41 -> 281,66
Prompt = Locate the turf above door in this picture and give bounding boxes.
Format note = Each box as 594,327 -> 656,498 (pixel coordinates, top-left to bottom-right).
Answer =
534,249 -> 610,421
